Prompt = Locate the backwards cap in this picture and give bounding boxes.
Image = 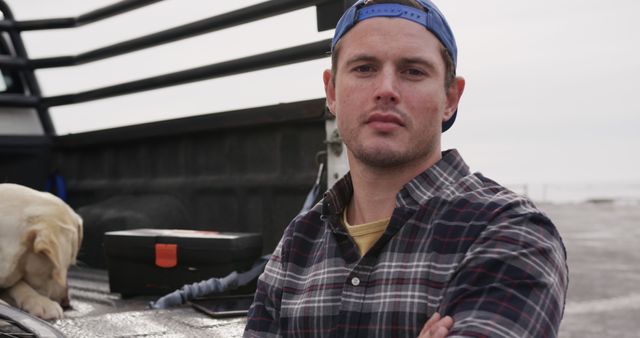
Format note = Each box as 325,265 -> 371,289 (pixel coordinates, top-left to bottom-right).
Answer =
331,0 -> 459,132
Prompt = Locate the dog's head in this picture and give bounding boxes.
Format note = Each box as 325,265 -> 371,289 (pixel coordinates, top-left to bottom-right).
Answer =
22,200 -> 83,306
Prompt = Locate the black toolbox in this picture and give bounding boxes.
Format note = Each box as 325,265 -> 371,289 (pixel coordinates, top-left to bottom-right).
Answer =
104,229 -> 262,296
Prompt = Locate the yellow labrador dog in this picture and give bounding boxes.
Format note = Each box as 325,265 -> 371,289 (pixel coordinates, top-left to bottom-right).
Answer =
0,183 -> 83,320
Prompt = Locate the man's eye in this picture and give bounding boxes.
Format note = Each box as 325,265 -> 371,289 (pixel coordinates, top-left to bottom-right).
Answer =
404,68 -> 425,76
353,65 -> 374,73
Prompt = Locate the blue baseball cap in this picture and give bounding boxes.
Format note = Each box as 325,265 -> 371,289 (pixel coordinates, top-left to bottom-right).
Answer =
331,0 -> 459,132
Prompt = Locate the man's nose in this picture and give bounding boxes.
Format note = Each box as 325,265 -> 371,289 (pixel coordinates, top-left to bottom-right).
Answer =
374,70 -> 399,105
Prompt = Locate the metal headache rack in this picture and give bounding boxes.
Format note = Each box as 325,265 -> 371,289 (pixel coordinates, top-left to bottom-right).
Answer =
0,0 -> 347,135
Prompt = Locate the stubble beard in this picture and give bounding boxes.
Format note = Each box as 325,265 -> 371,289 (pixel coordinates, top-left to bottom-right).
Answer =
342,124 -> 439,170
348,138 -> 437,169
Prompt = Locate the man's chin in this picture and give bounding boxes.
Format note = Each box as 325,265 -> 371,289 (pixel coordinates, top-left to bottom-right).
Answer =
351,147 -> 412,169
348,140 -> 438,169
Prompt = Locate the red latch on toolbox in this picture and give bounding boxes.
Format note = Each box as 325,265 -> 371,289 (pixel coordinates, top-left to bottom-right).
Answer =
155,243 -> 177,268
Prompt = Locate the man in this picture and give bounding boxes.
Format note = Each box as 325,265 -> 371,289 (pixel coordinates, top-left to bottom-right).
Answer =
245,0 -> 568,337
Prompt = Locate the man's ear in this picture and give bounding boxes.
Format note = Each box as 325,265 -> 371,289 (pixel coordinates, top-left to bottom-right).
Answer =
443,76 -> 466,122
323,69 -> 336,116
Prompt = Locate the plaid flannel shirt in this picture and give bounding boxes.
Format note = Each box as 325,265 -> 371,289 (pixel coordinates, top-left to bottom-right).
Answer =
245,149 -> 568,337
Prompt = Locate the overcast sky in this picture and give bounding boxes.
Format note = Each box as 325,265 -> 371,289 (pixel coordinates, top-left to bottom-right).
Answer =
5,0 -> 640,200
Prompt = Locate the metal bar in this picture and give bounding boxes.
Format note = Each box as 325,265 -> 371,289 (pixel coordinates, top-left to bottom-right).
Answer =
25,0 -> 332,69
0,93 -> 40,107
0,0 -> 164,31
0,54 -> 28,68
42,38 -> 331,108
77,0 -> 164,26
0,1 -> 55,134
0,17 -> 73,31
0,135 -> 52,147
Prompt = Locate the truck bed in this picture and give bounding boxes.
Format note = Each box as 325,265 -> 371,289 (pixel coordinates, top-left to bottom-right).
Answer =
54,266 -> 247,338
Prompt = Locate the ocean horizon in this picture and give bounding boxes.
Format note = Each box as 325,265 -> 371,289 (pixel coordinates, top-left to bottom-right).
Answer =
505,181 -> 640,204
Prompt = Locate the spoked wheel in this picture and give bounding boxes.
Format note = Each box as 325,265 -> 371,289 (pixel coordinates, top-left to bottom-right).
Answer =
0,303 -> 65,338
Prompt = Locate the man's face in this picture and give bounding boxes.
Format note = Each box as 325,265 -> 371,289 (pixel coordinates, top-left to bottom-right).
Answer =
324,18 -> 463,170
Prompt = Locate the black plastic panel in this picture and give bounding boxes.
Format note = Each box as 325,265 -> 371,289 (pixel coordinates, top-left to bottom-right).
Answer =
52,99 -> 328,254
0,135 -> 51,189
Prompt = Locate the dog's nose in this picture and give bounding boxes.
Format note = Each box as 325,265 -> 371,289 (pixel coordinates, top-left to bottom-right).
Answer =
59,294 -> 71,309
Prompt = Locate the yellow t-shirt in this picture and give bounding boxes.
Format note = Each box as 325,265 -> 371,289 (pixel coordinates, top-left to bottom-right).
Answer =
342,209 -> 390,257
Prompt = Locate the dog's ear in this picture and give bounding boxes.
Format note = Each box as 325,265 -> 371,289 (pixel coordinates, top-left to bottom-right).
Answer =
28,223 -> 67,286
72,213 -> 84,264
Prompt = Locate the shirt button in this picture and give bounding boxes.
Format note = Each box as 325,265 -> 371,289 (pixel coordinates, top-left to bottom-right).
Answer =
351,277 -> 360,286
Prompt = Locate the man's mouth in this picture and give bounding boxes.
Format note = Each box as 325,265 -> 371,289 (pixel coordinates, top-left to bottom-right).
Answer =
366,113 -> 405,132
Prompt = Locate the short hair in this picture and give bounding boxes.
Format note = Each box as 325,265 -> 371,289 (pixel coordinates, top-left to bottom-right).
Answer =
330,0 -> 456,89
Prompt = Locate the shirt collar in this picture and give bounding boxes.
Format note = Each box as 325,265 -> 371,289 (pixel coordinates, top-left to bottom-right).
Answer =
396,149 -> 471,208
323,149 -> 471,216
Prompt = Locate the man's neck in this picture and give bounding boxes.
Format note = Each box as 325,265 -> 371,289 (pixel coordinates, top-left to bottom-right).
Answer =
346,152 -> 442,225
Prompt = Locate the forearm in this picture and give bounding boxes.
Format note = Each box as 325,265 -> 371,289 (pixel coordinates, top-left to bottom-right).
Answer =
440,213 -> 568,337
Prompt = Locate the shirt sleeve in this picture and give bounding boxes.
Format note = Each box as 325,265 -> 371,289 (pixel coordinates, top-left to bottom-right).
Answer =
440,210 -> 569,338
244,227 -> 290,338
